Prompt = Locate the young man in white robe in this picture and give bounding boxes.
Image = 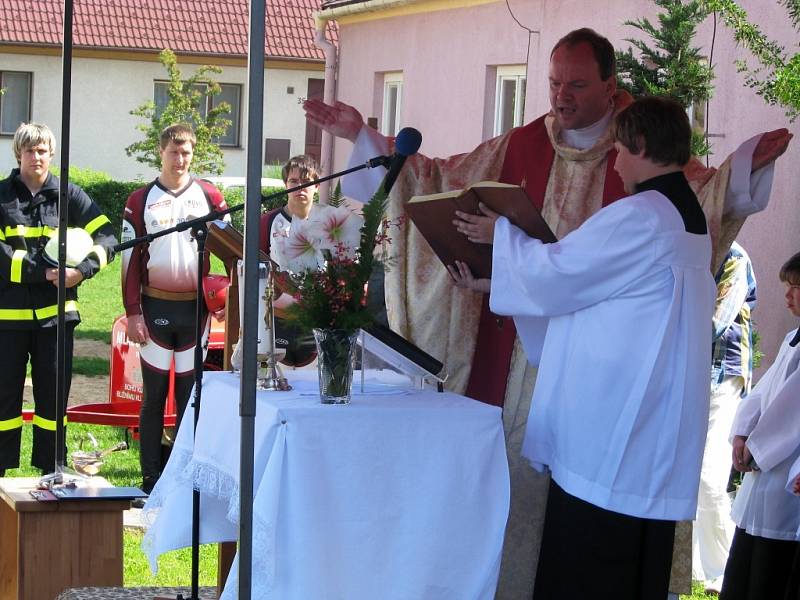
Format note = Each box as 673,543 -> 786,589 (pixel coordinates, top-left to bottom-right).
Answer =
450,96 -> 716,599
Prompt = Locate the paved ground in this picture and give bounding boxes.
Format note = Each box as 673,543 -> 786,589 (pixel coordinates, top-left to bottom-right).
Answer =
23,338 -> 111,407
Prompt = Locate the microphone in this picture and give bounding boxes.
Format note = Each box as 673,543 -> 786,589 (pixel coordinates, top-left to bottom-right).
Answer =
382,127 -> 422,194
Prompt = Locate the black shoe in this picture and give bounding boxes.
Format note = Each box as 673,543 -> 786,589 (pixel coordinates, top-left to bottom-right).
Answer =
141,475 -> 158,495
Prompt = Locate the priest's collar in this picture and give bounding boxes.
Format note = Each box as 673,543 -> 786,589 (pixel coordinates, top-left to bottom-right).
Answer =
561,106 -> 615,150
634,171 -> 687,194
636,171 -> 707,235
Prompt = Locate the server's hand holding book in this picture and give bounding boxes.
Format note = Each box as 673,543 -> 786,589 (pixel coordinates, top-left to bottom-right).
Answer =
405,181 -> 556,279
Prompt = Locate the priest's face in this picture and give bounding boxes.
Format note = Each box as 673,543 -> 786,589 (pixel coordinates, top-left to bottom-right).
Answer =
549,42 -> 616,130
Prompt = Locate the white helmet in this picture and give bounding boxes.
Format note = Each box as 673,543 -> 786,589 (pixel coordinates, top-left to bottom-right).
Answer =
44,228 -> 94,267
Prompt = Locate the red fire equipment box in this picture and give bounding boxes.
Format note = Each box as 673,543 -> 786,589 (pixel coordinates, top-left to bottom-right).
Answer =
66,314 -> 227,433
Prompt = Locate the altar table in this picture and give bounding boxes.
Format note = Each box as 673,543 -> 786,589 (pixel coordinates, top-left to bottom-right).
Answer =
144,371 -> 510,599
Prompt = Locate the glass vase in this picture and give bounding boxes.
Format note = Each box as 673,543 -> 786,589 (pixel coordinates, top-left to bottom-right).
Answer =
312,328 -> 359,404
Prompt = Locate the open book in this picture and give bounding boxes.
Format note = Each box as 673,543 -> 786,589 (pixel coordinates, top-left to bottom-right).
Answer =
405,181 -> 556,279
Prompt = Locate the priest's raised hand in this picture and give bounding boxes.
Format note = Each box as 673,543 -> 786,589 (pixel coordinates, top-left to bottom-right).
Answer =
303,98 -> 363,143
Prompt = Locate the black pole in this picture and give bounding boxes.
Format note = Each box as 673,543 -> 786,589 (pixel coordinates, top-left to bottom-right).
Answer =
189,224 -> 208,600
238,0 -> 266,597
54,0 -> 74,474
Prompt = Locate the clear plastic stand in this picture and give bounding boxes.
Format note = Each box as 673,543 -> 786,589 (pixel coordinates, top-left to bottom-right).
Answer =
357,327 -> 447,392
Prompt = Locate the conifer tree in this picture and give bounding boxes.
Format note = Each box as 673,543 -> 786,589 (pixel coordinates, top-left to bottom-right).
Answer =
701,0 -> 800,122
616,0 -> 714,156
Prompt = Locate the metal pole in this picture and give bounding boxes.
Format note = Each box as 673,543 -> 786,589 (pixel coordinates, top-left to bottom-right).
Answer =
55,0 -> 74,474
238,0 -> 266,597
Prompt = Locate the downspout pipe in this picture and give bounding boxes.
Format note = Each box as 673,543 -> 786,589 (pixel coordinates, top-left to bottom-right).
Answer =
312,0 -> 416,203
313,18 -> 337,204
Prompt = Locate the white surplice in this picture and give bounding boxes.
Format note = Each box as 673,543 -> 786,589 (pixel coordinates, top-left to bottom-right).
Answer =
731,329 -> 800,540
490,189 -> 716,521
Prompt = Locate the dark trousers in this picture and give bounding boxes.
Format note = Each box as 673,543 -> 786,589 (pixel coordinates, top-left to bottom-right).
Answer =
533,479 -> 675,600
720,527 -> 800,600
139,296 -> 205,485
0,324 -> 74,471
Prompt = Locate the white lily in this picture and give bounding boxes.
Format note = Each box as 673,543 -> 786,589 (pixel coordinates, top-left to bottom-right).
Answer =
283,218 -> 326,272
312,205 -> 363,259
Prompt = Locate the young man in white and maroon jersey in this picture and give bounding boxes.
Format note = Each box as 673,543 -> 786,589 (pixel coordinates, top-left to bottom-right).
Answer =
120,123 -> 227,495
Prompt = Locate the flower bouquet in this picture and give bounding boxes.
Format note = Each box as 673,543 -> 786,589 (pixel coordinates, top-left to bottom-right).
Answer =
272,186 -> 392,403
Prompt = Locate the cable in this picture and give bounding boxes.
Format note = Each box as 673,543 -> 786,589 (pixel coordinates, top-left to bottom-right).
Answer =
706,11 -> 718,168
502,0 -> 539,121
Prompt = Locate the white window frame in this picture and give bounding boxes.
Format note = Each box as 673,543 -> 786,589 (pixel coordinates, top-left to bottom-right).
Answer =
0,71 -> 32,136
153,80 -> 242,147
493,65 -> 526,136
381,72 -> 403,137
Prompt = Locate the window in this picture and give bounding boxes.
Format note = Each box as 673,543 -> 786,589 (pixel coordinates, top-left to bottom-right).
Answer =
0,71 -> 32,135
154,81 -> 242,147
494,66 -> 526,136
381,73 -> 403,137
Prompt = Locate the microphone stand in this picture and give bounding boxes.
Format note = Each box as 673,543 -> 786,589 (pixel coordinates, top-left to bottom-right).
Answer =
115,153 -> 391,600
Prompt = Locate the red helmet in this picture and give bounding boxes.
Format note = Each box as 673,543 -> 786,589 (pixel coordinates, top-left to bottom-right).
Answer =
203,275 -> 229,313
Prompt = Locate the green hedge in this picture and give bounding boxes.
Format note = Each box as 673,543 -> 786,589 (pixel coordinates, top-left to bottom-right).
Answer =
57,167 -> 287,238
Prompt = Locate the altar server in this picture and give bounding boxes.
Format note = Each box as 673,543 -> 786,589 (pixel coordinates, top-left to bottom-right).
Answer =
719,251 -> 800,600
450,96 -> 715,599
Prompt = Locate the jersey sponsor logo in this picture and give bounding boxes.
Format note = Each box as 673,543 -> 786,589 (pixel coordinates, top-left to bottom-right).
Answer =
154,318 -> 170,326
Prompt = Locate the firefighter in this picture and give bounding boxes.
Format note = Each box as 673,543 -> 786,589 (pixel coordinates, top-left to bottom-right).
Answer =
0,122 -> 117,476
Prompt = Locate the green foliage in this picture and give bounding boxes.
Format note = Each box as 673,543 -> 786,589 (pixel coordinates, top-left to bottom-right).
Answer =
616,0 -> 714,156
51,166 -> 140,236
751,322 -> 765,369
702,0 -> 800,121
214,185 -> 287,233
126,49 -> 231,175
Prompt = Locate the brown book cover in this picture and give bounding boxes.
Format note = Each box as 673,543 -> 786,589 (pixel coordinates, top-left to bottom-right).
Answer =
405,182 -> 557,279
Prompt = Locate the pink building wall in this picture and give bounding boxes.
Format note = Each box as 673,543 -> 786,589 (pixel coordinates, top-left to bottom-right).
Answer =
330,0 -> 800,373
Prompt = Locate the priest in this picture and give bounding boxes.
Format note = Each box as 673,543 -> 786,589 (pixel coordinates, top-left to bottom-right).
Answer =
304,27 -> 791,597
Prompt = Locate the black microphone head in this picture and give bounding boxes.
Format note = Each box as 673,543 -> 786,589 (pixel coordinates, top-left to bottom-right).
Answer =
395,127 -> 422,157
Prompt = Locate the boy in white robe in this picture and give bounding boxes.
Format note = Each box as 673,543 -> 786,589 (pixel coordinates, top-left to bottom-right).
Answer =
450,96 -> 715,598
719,252 -> 800,600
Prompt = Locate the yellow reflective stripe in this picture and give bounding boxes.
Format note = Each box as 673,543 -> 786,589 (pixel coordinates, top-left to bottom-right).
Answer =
0,228 -> 5,241
5,225 -> 50,238
0,416 -> 24,431
3,226 -> 57,238
90,245 -> 107,269
10,249 -> 25,283
84,215 -> 110,235
0,308 -> 34,320
32,414 -> 68,431
34,300 -> 78,320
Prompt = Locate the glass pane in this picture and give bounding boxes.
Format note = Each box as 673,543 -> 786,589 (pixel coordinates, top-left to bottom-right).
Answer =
500,78 -> 516,134
518,78 -> 526,127
153,82 -> 169,119
1,72 -> 31,134
385,84 -> 399,136
192,84 -> 208,120
212,84 -> 240,146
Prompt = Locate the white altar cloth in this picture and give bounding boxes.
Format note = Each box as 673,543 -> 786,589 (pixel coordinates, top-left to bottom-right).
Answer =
143,371 -> 510,600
